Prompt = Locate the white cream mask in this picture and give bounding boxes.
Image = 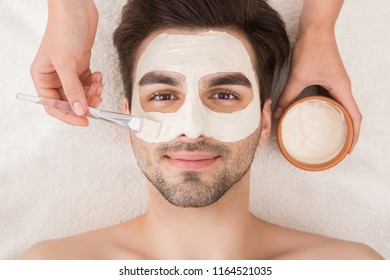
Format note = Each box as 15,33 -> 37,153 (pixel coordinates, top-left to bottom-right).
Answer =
131,31 -> 260,143
281,99 -> 346,164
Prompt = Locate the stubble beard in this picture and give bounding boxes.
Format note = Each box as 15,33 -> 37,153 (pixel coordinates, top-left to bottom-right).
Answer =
134,138 -> 259,208
153,164 -> 239,208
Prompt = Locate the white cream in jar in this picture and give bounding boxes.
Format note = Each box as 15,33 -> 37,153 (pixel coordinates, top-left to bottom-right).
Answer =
280,99 -> 347,165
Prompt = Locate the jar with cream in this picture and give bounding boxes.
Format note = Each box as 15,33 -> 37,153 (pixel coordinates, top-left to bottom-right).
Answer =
277,96 -> 353,171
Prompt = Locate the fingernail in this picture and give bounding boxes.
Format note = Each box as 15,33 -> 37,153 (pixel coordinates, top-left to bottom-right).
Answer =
73,102 -> 85,116
97,87 -> 103,96
273,106 -> 283,119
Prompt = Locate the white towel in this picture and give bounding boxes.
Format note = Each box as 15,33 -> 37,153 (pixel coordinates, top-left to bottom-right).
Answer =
0,0 -> 389,259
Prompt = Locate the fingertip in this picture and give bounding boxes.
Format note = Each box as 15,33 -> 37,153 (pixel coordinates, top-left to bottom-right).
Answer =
72,101 -> 86,116
90,71 -> 103,84
95,72 -> 102,83
97,86 -> 103,96
273,106 -> 284,119
63,90 -> 88,116
64,114 -> 89,127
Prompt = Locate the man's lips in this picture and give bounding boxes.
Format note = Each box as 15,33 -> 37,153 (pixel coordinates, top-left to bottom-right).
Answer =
165,152 -> 219,170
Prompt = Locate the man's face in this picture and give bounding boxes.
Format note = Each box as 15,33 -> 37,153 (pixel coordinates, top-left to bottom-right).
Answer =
127,29 -> 268,208
132,30 -> 261,143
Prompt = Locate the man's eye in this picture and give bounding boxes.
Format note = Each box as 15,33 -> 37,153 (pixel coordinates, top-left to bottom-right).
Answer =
211,92 -> 238,100
150,92 -> 177,101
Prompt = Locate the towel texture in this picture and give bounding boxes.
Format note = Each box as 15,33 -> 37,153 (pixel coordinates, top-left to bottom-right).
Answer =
0,0 -> 389,259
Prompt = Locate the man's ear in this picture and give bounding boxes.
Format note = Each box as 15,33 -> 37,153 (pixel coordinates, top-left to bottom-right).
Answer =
123,97 -> 130,114
123,98 -> 133,142
258,98 -> 272,147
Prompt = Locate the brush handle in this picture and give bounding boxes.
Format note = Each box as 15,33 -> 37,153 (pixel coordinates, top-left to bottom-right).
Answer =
16,93 -> 144,132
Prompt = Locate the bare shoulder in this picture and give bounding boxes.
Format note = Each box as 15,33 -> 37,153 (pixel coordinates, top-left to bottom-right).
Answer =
20,223 -> 133,260
21,229 -> 108,260
21,217 -> 147,260
21,239 -> 75,260
256,220 -> 384,260
311,239 -> 383,260
276,238 -> 384,260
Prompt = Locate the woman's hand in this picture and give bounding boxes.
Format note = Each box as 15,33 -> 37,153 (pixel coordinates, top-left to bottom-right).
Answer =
274,0 -> 361,153
30,0 -> 102,126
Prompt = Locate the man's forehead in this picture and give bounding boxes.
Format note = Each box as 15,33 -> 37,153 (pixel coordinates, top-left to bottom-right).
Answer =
135,28 -> 253,58
135,30 -> 256,80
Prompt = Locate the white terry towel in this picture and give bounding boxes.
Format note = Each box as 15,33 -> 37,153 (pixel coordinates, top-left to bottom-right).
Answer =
0,0 -> 389,259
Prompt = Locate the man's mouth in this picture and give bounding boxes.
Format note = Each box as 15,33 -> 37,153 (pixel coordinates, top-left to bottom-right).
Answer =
165,152 -> 219,170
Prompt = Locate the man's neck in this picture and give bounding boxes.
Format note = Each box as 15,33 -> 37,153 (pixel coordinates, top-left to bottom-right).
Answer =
140,172 -> 260,259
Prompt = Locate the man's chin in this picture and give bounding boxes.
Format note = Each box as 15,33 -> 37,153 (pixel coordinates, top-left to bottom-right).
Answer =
155,177 -> 229,208
163,194 -> 222,208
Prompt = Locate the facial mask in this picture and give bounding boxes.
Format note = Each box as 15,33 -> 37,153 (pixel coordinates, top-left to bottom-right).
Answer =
131,31 -> 260,143
281,100 -> 346,164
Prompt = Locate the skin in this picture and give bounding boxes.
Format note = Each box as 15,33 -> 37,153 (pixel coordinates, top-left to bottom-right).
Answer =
21,28 -> 383,260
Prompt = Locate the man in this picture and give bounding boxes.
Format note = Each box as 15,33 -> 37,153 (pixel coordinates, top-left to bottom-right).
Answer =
22,0 -> 382,259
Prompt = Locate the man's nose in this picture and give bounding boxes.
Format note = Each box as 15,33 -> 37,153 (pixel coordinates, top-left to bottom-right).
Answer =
181,92 -> 206,139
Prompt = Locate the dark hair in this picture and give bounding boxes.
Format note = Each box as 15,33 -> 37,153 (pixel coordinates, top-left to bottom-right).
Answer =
113,0 -> 290,108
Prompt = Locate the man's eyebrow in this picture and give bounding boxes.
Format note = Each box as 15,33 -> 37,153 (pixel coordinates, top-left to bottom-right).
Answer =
205,73 -> 252,88
138,72 -> 180,86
